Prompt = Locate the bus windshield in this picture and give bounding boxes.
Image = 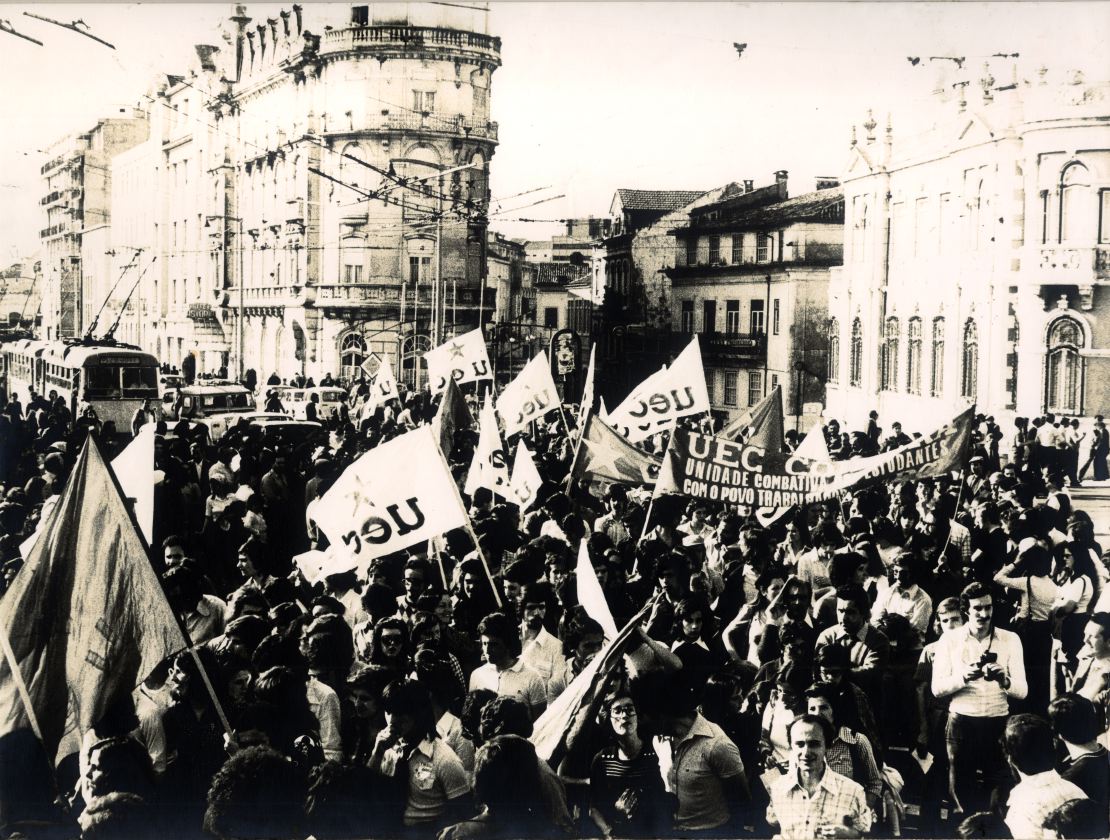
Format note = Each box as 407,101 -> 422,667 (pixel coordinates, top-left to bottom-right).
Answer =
122,365 -> 159,394
83,366 -> 121,397
82,363 -> 160,399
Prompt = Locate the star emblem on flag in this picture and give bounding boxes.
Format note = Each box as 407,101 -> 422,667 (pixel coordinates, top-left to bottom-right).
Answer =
448,342 -> 465,359
583,433 -> 621,476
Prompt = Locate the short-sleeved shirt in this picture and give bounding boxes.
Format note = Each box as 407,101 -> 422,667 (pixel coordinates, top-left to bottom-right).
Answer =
468,658 -> 547,714
1005,770 -> 1087,840
767,765 -> 872,839
654,713 -> 745,831
520,627 -> 566,686
393,737 -> 471,827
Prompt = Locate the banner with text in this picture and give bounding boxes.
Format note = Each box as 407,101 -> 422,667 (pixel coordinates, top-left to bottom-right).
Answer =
424,328 -> 493,394
657,405 -> 974,507
606,335 -> 710,443
312,426 -> 468,567
497,351 -> 561,437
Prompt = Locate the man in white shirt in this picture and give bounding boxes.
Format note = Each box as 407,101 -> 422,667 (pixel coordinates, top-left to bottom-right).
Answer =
932,582 -> 1027,817
468,611 -> 547,720
1002,713 -> 1088,839
767,714 -> 872,838
518,582 -> 565,688
872,552 -> 933,647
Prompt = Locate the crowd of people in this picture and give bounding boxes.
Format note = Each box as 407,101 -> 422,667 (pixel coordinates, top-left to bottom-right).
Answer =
0,373 -> 1108,840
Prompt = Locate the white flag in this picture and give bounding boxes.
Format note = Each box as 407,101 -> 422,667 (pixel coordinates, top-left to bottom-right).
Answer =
312,426 -> 468,568
509,439 -> 542,512
22,424 -> 156,558
110,423 -> 156,546
496,351 -> 560,437
364,356 -> 400,409
465,397 -> 511,497
424,327 -> 493,394
576,539 -> 618,640
578,344 -> 596,431
607,337 -> 709,443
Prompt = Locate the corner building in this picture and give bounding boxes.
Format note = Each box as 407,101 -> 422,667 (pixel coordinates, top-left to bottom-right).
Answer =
825,65 -> 1110,431
194,3 -> 499,384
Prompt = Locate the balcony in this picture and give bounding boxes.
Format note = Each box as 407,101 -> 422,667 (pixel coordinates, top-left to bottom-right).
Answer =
668,255 -> 841,283
671,330 -> 766,363
1022,244 -> 1110,283
324,111 -> 498,143
322,25 -> 501,60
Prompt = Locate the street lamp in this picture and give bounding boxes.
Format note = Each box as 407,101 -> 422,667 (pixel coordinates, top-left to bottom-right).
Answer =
206,214 -> 244,381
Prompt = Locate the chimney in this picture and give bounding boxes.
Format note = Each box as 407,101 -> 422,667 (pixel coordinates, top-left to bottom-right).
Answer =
774,170 -> 788,198
815,176 -> 840,191
743,179 -> 754,192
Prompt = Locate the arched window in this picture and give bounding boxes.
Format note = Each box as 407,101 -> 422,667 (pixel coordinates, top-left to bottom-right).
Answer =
930,317 -> 945,397
961,319 -> 978,400
880,317 -> 900,392
849,318 -> 863,387
1059,163 -> 1094,243
907,317 -> 922,395
1046,317 -> 1084,413
827,318 -> 840,383
340,333 -> 367,381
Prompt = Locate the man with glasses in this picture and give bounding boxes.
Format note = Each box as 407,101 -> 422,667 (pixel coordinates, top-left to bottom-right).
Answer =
397,558 -> 433,624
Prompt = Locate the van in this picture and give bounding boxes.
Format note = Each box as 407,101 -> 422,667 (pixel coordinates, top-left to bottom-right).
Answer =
172,383 -> 257,441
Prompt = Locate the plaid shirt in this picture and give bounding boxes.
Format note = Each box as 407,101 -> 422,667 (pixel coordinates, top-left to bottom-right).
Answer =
767,764 -> 872,839
1005,770 -> 1087,839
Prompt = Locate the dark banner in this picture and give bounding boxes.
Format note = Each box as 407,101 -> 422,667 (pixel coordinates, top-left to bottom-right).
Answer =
657,405 -> 975,507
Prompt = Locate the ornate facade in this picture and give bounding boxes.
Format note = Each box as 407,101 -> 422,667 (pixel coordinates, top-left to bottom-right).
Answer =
826,64 -> 1110,432
109,3 -> 499,384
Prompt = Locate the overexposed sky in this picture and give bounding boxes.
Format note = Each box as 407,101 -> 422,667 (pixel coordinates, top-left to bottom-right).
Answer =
2,1 -> 1108,260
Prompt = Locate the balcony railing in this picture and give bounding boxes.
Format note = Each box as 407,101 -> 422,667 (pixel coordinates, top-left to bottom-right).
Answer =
323,25 -> 501,57
1024,244 -> 1110,282
325,111 -> 498,142
671,330 -> 767,361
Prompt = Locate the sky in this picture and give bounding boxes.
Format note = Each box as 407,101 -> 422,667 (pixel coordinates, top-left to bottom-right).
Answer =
2,1 -> 1108,261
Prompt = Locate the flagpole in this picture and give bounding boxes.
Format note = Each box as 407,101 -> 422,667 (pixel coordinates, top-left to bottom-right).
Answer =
92,434 -> 239,745
461,517 -> 504,610
432,427 -> 504,610
0,621 -> 46,744
564,409 -> 589,492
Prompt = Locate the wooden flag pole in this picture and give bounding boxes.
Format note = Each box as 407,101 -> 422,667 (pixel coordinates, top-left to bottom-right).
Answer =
0,622 -> 46,745
431,429 -> 504,610
564,409 -> 589,492
93,434 -> 239,745
461,517 -> 504,610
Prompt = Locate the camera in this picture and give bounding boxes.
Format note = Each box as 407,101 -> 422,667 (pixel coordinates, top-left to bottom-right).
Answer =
973,651 -> 1000,681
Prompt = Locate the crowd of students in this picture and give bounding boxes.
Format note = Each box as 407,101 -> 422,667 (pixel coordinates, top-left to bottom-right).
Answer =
0,378 -> 1108,840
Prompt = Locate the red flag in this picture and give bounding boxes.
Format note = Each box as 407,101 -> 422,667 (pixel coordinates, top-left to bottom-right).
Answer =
570,412 -> 661,486
0,437 -> 187,767
431,376 -> 473,458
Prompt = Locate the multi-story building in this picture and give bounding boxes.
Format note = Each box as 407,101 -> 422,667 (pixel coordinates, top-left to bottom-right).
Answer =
39,112 -> 149,340
593,188 -> 709,401
486,231 -> 528,322
89,3 -> 501,385
666,174 -> 843,427
218,2 -> 501,386
0,258 -> 42,329
825,64 -> 1110,431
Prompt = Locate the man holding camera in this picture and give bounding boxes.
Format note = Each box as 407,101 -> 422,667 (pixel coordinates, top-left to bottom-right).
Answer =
931,582 -> 1028,820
